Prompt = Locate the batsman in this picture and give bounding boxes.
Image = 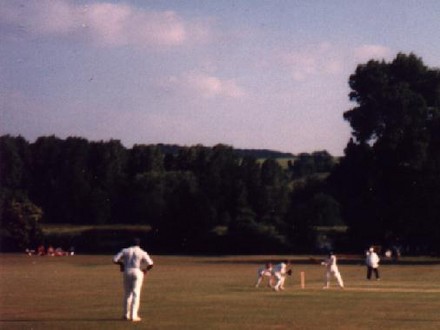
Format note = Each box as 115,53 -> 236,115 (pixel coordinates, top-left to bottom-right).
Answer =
113,238 -> 154,322
271,261 -> 293,291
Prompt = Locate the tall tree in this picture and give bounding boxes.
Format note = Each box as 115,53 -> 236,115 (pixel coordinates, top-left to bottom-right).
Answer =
89,140 -> 128,224
0,195 -> 43,251
0,135 -> 31,192
61,137 -> 92,224
127,145 -> 164,177
333,53 -> 440,252
259,158 -> 289,224
30,136 -> 65,223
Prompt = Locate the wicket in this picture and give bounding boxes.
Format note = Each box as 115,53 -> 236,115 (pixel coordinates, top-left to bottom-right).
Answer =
300,271 -> 305,289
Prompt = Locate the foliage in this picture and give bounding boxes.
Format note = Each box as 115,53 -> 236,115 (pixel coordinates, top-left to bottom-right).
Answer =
1,135 -> 337,253
290,151 -> 336,178
285,177 -> 343,252
331,53 -> 440,253
0,194 -> 43,251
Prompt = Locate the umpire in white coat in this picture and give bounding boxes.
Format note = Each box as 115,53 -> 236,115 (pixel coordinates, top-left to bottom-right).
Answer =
366,247 -> 380,280
113,238 -> 154,322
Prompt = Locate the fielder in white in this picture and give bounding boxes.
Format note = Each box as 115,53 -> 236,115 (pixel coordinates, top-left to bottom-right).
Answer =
113,238 -> 154,322
321,252 -> 344,289
255,262 -> 273,288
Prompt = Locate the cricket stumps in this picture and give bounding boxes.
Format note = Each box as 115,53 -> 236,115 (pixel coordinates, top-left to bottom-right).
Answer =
300,271 -> 305,289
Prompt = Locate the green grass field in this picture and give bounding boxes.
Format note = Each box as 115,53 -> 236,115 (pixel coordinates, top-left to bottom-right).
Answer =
1,254 -> 439,329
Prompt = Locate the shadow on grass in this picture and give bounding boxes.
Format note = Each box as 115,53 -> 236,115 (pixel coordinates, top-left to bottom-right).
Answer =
201,257 -> 440,266
0,317 -> 124,323
383,318 -> 440,323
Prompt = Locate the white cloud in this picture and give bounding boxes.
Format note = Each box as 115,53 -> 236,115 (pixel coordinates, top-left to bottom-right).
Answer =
274,43 -> 394,82
277,42 -> 344,81
160,71 -> 246,99
85,4 -> 187,47
0,0 -> 209,48
354,44 -> 393,62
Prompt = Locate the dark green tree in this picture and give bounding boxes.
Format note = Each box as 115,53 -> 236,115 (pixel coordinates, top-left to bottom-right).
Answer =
128,172 -> 167,225
238,156 -> 263,215
285,177 -> 330,252
292,153 -> 316,178
0,135 -> 31,192
0,195 -> 43,251
332,53 -> 440,252
259,159 -> 289,224
127,145 -> 164,177
29,136 -> 65,223
155,171 -> 214,252
89,140 -> 128,224
61,137 -> 93,224
291,151 -> 335,179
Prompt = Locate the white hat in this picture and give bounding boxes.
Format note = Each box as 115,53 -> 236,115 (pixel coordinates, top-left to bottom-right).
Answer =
369,247 -> 374,252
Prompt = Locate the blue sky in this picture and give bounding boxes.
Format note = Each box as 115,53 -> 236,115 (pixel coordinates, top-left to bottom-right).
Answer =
1,1 -> 439,156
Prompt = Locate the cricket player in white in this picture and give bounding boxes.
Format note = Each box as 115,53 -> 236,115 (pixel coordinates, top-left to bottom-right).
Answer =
321,252 -> 344,289
271,261 -> 289,291
113,238 -> 154,322
255,263 -> 273,288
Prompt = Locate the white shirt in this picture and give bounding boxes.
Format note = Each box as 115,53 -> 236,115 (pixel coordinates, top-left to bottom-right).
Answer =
366,252 -> 380,268
113,245 -> 153,270
271,262 -> 287,275
258,265 -> 273,277
322,255 -> 339,272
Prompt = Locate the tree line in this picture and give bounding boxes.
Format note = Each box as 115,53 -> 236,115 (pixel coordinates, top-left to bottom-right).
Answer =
1,53 -> 439,254
0,134 -> 336,253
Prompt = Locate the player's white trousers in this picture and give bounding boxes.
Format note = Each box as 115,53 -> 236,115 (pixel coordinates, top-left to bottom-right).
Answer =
273,274 -> 286,290
123,268 -> 144,319
325,270 -> 344,288
255,270 -> 272,287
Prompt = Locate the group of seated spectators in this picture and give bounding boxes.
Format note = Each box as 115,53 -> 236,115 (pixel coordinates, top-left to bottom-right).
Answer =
25,245 -> 75,256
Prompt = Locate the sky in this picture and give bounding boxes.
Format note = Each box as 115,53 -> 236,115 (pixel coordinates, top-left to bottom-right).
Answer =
1,1 -> 439,156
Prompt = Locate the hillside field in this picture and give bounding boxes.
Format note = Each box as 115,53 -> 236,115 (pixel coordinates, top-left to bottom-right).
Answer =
1,254 -> 439,329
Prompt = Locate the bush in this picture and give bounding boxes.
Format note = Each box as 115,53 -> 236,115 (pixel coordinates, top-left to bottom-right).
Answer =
0,195 -> 43,252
